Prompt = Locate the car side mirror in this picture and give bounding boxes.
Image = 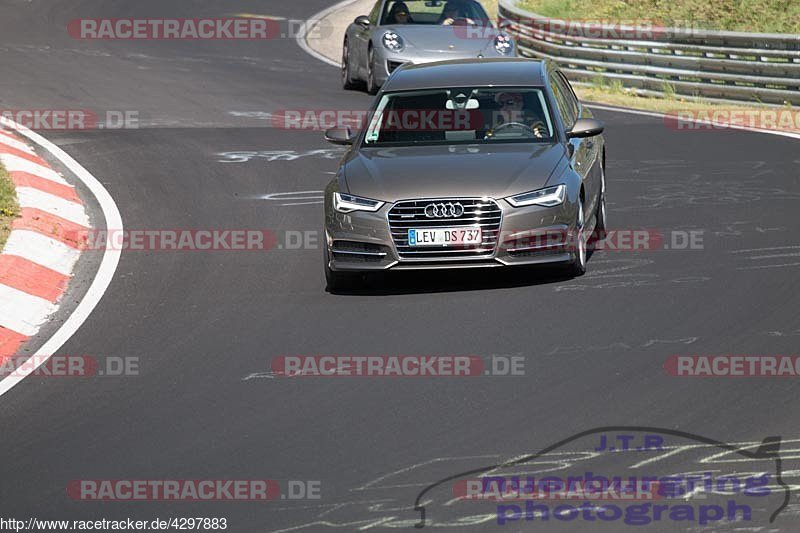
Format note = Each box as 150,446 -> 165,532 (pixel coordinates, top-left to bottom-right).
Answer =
354,15 -> 371,28
498,19 -> 511,30
567,118 -> 604,139
324,127 -> 355,145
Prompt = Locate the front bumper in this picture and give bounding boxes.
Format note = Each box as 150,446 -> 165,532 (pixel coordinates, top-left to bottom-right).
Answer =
374,48 -> 513,86
325,196 -> 577,272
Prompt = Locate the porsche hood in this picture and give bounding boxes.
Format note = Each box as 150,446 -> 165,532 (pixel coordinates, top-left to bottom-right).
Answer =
381,24 -> 503,56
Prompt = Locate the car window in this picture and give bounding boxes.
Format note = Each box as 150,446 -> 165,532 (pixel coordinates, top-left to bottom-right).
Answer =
557,72 -> 581,118
369,0 -> 382,25
380,0 -> 490,26
549,73 -> 577,128
363,87 -> 554,146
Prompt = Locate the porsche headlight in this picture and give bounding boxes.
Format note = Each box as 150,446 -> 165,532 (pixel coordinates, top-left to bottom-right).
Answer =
334,192 -> 385,213
507,184 -> 566,207
382,31 -> 405,52
494,34 -> 513,55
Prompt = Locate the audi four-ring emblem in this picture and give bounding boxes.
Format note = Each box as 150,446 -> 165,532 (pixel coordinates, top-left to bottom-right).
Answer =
424,202 -> 464,218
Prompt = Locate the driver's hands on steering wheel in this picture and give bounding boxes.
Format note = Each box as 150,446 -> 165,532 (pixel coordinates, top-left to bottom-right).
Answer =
442,17 -> 475,25
484,120 -> 548,140
530,121 -> 547,138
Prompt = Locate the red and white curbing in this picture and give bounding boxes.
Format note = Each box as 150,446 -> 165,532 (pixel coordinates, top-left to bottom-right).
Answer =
0,127 -> 90,357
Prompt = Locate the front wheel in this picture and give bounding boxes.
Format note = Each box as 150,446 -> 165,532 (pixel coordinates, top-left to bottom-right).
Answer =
342,39 -> 358,90
565,196 -> 587,277
593,191 -> 607,243
594,168 -> 607,242
366,47 -> 379,95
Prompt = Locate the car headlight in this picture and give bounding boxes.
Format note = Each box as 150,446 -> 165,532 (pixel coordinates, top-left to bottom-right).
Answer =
494,34 -> 513,55
507,184 -> 566,207
382,31 -> 405,52
334,192 -> 385,213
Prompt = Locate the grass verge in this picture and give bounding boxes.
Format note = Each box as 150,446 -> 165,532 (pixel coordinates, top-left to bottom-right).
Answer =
480,0 -> 498,20
573,81 -> 799,133
517,0 -> 800,34
0,162 -> 19,252
484,1 -> 797,129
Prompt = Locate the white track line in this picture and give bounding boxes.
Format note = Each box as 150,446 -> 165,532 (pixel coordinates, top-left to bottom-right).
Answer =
16,187 -> 90,227
0,117 -> 123,398
296,0 -> 360,68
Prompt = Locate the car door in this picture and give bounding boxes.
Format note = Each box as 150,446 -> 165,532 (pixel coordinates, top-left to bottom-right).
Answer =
558,72 -> 604,199
550,71 -> 599,223
353,0 -> 383,77
559,72 -> 602,210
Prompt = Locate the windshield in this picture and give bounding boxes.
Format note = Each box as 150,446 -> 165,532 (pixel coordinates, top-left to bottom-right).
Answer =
380,0 -> 490,26
362,87 -> 555,146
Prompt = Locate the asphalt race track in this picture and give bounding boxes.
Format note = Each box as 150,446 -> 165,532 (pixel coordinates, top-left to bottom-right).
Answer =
1,0 -> 799,531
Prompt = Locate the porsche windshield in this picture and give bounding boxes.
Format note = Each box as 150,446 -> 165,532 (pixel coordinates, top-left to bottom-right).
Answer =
380,0 -> 490,26
363,87 -> 555,146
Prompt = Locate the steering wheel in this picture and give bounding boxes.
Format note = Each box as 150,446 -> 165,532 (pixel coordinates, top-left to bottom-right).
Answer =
443,17 -> 475,26
484,121 -> 537,140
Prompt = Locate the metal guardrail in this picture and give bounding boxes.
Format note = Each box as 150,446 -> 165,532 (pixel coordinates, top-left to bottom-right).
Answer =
498,0 -> 800,105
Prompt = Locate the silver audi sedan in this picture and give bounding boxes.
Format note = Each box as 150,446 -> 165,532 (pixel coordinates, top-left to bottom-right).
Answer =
342,0 -> 515,94
323,59 -> 606,290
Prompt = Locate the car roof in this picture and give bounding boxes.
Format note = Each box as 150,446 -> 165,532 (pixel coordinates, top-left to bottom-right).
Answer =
382,58 -> 548,92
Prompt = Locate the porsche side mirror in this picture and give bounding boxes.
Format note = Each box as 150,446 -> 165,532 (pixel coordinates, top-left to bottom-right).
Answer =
354,15 -> 371,28
567,118 -> 604,139
324,127 -> 355,145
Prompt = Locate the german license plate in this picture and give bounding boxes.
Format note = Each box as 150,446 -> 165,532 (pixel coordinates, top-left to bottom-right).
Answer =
408,227 -> 482,246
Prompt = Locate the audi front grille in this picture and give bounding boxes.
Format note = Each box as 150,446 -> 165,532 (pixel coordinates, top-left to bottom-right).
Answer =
388,198 -> 502,260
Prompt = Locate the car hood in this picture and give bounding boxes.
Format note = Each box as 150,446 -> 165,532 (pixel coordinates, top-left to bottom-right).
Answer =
382,24 -> 498,54
343,143 -> 567,202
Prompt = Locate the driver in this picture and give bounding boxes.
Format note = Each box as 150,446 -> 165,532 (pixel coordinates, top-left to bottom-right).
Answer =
387,2 -> 413,24
490,91 -> 548,138
439,1 -> 475,25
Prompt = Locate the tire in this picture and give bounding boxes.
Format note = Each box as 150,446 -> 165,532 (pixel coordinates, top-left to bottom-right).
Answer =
589,172 -> 607,249
593,192 -> 607,244
594,168 -> 607,241
366,47 -> 379,95
565,196 -> 587,277
342,39 -> 358,90
324,246 -> 358,292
